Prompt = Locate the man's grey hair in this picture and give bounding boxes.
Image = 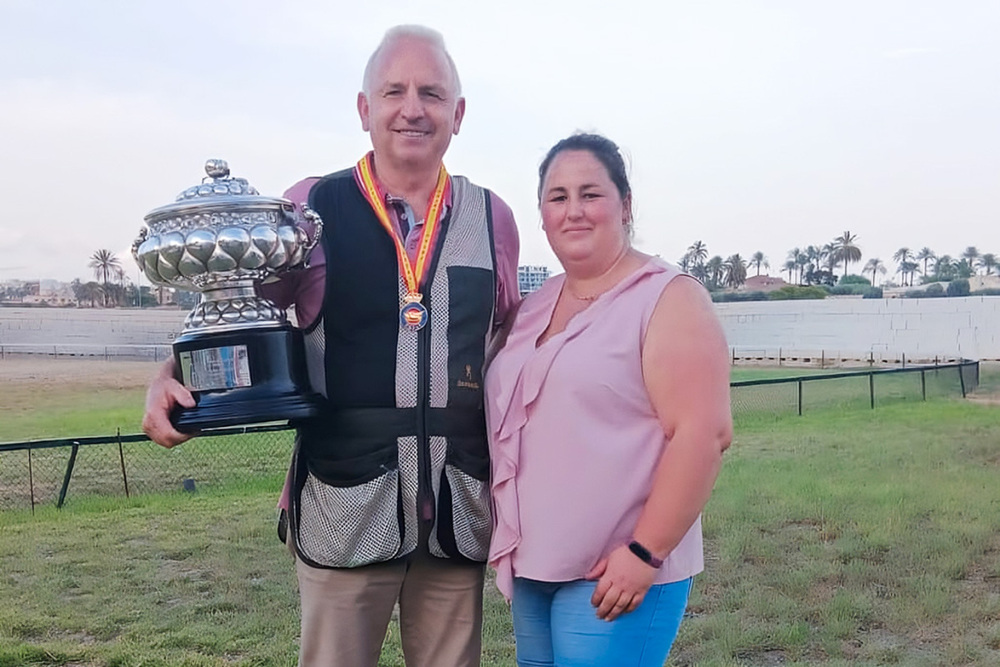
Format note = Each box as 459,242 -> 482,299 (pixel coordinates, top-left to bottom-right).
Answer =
362,25 -> 462,97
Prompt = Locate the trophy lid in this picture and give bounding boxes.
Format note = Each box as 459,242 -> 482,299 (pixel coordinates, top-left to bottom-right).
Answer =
144,159 -> 292,224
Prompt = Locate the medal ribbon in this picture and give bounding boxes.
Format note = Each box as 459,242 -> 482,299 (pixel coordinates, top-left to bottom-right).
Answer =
356,152 -> 449,302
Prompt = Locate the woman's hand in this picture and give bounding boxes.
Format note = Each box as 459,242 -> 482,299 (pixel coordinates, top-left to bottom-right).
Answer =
585,544 -> 659,621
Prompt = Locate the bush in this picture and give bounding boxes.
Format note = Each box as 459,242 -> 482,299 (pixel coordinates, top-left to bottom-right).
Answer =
972,288 -> 1000,296
925,283 -> 945,297
712,291 -> 769,303
769,286 -> 828,300
947,279 -> 971,297
862,286 -> 883,299
838,274 -> 871,286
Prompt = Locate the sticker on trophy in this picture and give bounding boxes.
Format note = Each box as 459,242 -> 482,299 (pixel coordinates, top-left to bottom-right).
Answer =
178,346 -> 252,391
400,300 -> 428,331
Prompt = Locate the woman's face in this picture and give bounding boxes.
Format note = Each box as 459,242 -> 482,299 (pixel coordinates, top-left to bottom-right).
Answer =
539,150 -> 630,267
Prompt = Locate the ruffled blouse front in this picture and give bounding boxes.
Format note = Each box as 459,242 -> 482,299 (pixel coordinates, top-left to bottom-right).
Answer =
485,258 -> 705,601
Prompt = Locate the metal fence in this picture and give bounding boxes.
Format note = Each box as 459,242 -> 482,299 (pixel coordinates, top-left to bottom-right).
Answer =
0,361 -> 981,512
731,360 -> 979,420
0,425 -> 294,512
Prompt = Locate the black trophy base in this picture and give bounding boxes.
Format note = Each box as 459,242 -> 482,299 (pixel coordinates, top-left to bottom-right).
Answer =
171,324 -> 323,433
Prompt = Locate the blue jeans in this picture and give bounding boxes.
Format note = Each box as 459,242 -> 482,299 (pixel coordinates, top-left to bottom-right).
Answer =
511,577 -> 692,667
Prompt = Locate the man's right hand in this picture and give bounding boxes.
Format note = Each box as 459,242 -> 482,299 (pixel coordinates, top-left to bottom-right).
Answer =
141,357 -> 197,448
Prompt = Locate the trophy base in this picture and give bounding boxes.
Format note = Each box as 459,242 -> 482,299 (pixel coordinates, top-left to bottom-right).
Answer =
171,324 -> 323,433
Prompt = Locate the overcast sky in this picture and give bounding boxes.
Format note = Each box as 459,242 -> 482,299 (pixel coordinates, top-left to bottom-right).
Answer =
1,0 -> 998,286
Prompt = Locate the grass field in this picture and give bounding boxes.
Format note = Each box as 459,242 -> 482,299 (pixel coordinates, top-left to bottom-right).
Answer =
1,360 -> 998,666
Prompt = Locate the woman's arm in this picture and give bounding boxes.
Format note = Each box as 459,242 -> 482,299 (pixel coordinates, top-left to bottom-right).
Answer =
588,275 -> 732,620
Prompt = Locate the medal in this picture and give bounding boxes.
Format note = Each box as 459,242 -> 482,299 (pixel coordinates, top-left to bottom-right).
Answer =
399,295 -> 429,331
356,152 -> 449,332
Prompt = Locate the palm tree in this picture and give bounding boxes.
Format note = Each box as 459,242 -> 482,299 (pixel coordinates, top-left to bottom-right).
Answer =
705,255 -> 724,290
863,257 -> 887,286
915,247 -> 936,277
832,231 -> 862,278
783,259 -> 796,283
89,249 -> 122,307
723,254 -> 748,288
687,241 -> 708,268
962,246 -> 980,273
978,253 -> 997,276
893,247 -> 913,285
934,255 -> 954,281
749,251 -> 769,277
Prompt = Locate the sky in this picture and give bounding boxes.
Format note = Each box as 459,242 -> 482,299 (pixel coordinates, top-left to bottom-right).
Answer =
1,0 -> 998,286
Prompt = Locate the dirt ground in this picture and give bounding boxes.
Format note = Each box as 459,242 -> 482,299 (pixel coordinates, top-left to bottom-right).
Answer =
0,357 -> 157,393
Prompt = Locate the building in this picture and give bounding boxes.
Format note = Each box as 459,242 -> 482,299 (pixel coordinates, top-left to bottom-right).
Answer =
518,265 -> 551,296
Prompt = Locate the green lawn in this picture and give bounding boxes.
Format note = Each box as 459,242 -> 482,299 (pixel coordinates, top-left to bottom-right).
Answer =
1,364 -> 998,665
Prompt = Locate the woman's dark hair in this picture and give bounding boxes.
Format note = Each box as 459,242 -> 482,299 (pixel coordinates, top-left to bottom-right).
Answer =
537,133 -> 632,223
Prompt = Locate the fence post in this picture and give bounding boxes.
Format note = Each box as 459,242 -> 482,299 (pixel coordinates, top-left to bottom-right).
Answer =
57,443 -> 80,509
797,380 -> 803,416
869,373 -> 875,409
921,370 -> 926,401
28,448 -> 36,515
117,428 -> 130,499
959,365 -> 967,398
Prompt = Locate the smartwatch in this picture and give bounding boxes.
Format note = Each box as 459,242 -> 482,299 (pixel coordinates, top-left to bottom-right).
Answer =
628,540 -> 664,569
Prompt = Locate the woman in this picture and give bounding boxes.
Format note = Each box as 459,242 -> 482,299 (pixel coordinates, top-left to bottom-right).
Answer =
486,133 -> 732,666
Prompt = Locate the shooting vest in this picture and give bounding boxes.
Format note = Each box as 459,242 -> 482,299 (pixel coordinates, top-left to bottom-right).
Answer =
289,168 -> 497,568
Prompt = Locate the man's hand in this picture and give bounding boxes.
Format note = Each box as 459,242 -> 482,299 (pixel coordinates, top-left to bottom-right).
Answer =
585,544 -> 659,621
141,358 -> 196,448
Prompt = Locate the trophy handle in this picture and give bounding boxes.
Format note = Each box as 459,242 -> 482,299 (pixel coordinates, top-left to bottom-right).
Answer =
300,204 -> 324,254
131,226 -> 148,263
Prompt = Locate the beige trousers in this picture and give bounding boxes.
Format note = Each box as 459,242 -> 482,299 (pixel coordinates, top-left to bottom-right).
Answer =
295,550 -> 485,667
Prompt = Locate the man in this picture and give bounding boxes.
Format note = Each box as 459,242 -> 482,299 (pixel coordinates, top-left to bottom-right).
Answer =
142,25 -> 519,667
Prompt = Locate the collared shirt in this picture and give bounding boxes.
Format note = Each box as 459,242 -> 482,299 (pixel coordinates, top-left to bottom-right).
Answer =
260,171 -> 520,331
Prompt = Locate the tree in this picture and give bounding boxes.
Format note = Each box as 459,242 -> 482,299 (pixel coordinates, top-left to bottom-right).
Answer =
915,247 -> 936,277
893,247 -> 914,285
832,231 -> 862,278
783,259 -> 796,283
88,249 -> 122,307
686,241 -> 708,268
863,257 -> 887,286
705,255 -> 724,290
962,246 -> 980,272
977,253 -> 997,276
723,254 -> 748,288
749,251 -> 769,277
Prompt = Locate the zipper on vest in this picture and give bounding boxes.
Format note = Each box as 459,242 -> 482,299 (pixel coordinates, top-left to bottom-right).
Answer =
416,322 -> 435,525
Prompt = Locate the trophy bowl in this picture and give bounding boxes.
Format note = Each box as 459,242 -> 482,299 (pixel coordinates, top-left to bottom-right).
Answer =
133,159 -> 324,431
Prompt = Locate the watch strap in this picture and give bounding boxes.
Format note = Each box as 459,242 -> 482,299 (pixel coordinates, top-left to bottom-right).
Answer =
628,540 -> 664,569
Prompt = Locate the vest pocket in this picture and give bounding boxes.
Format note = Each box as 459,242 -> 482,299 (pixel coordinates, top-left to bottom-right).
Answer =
295,443 -> 406,568
430,436 -> 491,561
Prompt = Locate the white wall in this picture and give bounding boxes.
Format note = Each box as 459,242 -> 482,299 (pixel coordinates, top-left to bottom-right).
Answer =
717,297 -> 1000,362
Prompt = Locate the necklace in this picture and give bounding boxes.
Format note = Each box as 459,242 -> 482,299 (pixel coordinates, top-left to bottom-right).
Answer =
565,248 -> 630,302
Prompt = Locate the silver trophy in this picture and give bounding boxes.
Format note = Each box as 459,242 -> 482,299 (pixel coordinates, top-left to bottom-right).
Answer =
133,159 -> 323,431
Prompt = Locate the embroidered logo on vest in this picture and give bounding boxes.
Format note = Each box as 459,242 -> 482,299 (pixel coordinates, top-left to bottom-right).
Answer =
456,364 -> 480,390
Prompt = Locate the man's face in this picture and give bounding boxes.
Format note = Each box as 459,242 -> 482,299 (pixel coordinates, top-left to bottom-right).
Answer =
358,37 -> 465,174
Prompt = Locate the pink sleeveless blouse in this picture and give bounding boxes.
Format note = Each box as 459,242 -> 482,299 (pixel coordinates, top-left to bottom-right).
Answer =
485,258 -> 705,600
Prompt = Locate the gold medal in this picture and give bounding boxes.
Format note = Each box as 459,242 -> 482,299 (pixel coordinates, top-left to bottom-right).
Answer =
356,153 -> 448,332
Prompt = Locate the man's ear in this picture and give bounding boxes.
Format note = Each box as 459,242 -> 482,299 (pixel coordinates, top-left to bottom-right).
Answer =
452,97 -> 466,135
358,92 -> 371,131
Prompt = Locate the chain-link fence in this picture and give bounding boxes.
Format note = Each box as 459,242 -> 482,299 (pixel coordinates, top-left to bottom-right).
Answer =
0,426 -> 294,512
0,361 -> 980,512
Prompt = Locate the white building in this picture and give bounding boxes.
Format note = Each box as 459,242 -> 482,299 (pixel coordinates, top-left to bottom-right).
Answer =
518,265 -> 551,296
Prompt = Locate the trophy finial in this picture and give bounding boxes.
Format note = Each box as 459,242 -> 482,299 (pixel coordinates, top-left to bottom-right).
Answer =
205,159 -> 230,179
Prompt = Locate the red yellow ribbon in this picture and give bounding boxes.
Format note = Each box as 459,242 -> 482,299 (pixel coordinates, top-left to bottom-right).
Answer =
356,152 -> 449,303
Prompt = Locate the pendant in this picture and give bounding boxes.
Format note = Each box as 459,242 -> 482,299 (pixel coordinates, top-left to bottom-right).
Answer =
400,299 -> 428,331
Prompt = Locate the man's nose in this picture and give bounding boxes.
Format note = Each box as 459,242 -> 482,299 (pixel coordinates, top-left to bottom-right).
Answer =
400,89 -> 424,119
